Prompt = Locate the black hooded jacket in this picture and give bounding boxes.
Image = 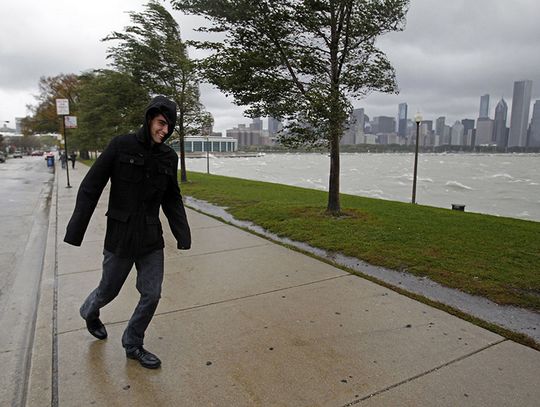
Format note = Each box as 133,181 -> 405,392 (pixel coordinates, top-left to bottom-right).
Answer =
64,95 -> 191,257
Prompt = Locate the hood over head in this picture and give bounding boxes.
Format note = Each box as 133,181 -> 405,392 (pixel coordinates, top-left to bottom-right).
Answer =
137,95 -> 177,146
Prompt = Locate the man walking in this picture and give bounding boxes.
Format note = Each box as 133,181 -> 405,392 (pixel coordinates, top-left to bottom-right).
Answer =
64,95 -> 191,369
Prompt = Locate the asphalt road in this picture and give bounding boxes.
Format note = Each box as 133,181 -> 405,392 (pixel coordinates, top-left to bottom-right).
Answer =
0,155 -> 54,407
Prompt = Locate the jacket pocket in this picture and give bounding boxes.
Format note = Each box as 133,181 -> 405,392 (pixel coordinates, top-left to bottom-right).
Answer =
105,208 -> 130,222
104,208 -> 131,253
118,153 -> 144,183
153,165 -> 171,191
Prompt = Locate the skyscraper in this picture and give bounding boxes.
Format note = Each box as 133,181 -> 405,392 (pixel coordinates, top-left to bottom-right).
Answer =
268,116 -> 283,135
479,94 -> 490,118
450,121 -> 464,146
435,116 -> 445,137
461,119 -> 475,145
461,119 -> 475,136
476,118 -> 494,146
398,103 -> 407,137
508,80 -> 533,147
493,98 -> 508,148
529,100 -> 540,147
372,116 -> 395,134
251,117 -> 263,131
341,108 -> 365,145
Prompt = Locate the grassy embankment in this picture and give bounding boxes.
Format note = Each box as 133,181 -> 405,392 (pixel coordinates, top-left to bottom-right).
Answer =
180,171 -> 540,313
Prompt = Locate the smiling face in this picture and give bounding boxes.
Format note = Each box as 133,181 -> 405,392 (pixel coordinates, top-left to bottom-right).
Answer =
149,113 -> 169,144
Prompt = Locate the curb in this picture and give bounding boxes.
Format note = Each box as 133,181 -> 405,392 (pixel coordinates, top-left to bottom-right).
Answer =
25,167 -> 58,406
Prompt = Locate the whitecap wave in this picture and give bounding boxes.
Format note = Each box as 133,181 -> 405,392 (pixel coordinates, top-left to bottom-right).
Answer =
491,173 -> 515,180
445,181 -> 473,190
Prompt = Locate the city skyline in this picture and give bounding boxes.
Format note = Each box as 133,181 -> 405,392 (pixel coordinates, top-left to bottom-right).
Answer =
220,79 -> 537,150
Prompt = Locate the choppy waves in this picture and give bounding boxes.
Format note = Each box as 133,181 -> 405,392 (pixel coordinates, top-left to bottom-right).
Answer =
445,181 -> 474,190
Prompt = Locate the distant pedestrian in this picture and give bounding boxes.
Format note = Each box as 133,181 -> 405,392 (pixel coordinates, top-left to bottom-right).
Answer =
69,151 -> 77,169
59,152 -> 67,169
63,96 -> 191,369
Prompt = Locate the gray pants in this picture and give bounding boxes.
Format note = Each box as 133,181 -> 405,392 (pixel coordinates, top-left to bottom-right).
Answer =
80,249 -> 164,347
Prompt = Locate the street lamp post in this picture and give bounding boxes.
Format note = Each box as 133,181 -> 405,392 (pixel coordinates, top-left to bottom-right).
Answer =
412,112 -> 422,204
205,135 -> 210,174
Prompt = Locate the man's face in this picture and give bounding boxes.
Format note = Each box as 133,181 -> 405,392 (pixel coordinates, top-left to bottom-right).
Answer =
150,113 -> 169,144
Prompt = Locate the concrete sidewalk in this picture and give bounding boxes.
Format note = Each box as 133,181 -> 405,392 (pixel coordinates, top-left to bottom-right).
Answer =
26,164 -> 539,406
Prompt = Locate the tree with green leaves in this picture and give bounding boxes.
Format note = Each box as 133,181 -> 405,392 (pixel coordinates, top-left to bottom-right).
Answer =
75,70 -> 150,155
172,0 -> 409,213
22,74 -> 80,136
103,0 -> 206,182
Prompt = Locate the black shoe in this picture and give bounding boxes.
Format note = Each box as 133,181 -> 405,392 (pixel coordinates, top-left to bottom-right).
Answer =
85,318 -> 107,340
125,346 -> 161,369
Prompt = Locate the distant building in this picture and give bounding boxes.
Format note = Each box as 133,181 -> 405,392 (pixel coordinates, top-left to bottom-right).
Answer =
493,98 -> 508,148
181,135 -> 237,153
442,125 -> 451,145
226,118 -> 271,147
479,94 -> 490,118
251,117 -> 263,131
464,129 -> 475,146
416,122 -> 431,146
476,118 -> 495,146
435,116 -> 445,137
529,100 -> 540,147
371,116 -> 395,135
377,133 -> 401,145
341,108 -> 365,145
268,117 -> 282,136
508,79 -> 533,147
450,121 -> 464,146
398,103 -> 408,138
461,119 -> 475,136
421,120 -> 433,134
363,134 -> 377,144
15,118 -> 23,134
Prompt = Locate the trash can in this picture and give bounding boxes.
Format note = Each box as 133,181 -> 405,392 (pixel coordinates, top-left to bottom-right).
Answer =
47,155 -> 55,168
451,203 -> 465,211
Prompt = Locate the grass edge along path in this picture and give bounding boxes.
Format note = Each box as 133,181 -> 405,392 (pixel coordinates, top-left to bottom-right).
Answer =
180,171 -> 540,314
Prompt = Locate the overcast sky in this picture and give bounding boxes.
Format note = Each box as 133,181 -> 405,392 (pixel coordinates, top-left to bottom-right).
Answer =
1,0 -> 540,134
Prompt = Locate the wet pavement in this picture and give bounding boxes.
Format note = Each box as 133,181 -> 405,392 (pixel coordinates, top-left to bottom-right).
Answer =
0,156 -> 53,406
24,162 -> 540,406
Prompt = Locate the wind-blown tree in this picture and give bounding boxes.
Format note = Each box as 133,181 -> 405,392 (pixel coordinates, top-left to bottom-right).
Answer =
172,0 -> 409,213
75,70 -> 150,156
103,0 -> 206,182
22,74 -> 80,135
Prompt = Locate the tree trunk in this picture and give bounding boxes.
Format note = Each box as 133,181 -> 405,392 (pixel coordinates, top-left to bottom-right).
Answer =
180,132 -> 187,182
327,122 -> 341,214
178,111 -> 188,183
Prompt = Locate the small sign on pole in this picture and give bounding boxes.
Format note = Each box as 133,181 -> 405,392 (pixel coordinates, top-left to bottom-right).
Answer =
56,99 -> 70,115
64,116 -> 77,129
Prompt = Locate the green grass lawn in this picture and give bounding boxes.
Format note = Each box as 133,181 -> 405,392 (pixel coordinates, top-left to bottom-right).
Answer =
180,171 -> 540,312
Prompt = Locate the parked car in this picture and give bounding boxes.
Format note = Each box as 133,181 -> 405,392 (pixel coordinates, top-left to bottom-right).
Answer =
31,150 -> 44,156
13,151 -> 23,158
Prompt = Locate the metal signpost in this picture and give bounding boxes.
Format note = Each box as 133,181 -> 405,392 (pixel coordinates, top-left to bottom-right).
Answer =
56,99 -> 72,188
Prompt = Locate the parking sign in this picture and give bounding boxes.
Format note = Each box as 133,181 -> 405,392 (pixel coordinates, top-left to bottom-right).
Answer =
56,99 -> 70,115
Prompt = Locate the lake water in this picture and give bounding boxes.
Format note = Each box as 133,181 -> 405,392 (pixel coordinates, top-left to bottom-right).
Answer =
185,153 -> 540,222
